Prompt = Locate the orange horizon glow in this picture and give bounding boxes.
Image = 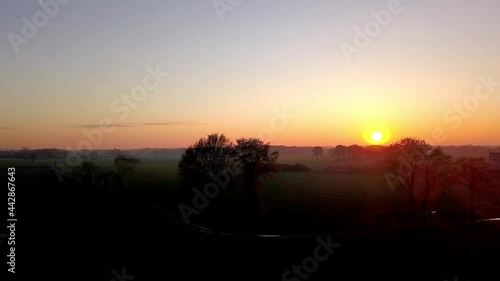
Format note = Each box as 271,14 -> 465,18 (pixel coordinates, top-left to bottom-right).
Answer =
1,2 -> 500,149
2,122 -> 500,150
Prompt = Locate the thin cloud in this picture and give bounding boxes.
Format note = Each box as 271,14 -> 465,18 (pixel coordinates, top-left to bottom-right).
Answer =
65,123 -> 139,129
142,121 -> 208,126
0,126 -> 30,130
62,121 -> 208,129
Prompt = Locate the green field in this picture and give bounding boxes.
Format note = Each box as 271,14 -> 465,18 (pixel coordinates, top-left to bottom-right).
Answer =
2,154 -> 499,234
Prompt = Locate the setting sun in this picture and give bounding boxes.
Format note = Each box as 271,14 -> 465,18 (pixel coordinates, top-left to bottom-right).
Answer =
363,124 -> 392,145
371,131 -> 383,143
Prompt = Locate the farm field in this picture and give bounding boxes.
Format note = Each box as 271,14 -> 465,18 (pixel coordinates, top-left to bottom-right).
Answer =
3,154 -> 500,280
3,153 -> 499,235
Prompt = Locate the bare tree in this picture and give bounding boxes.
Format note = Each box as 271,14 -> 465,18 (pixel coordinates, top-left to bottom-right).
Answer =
328,148 -> 336,160
178,133 -> 236,188
421,147 -> 454,227
82,161 -> 98,185
384,138 -> 431,227
456,157 -> 488,224
177,134 -> 279,224
235,138 -> 279,220
114,155 -> 140,193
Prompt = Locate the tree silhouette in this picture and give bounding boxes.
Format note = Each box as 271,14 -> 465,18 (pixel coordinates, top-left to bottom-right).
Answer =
235,138 -> 279,219
114,155 -> 140,193
456,157 -> 488,224
334,145 -> 348,160
328,148 -> 336,160
17,147 -> 31,160
384,137 -> 431,227
346,145 -> 365,159
29,152 -> 37,162
178,133 -> 236,188
421,147 -> 454,227
88,150 -> 98,161
312,146 -> 324,160
96,169 -> 115,189
82,161 -> 98,185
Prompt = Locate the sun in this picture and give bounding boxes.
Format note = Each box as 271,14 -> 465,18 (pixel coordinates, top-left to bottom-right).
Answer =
371,131 -> 383,143
363,125 -> 391,145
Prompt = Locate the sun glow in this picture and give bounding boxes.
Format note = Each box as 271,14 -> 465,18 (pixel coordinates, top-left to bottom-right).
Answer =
363,124 -> 392,145
371,131 -> 383,143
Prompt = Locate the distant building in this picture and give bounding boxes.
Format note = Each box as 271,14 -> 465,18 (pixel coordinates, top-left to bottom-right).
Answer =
489,152 -> 500,174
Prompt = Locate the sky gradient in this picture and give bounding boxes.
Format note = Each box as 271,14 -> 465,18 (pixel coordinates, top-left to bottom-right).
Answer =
1,0 -> 500,149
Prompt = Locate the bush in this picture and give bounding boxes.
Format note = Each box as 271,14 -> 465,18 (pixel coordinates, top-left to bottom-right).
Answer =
274,163 -> 311,172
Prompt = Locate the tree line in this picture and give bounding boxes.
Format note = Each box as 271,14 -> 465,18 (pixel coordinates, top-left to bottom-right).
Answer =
311,145 -> 387,160
179,135 -> 492,227
178,133 -> 279,221
48,133 -> 492,228
384,138 -> 490,226
55,155 -> 141,194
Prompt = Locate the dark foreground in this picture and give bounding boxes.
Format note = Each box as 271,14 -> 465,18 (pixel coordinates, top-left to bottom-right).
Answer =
4,168 -> 500,281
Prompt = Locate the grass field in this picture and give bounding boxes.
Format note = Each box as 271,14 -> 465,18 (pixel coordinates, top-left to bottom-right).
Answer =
3,154 -> 500,281
3,152 -> 499,235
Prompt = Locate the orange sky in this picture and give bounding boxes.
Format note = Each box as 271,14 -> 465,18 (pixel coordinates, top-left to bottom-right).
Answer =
1,1 -> 500,149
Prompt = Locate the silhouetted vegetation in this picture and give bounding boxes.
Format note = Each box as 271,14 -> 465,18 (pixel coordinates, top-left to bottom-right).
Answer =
421,147 -> 454,227
81,161 -> 98,185
333,145 -> 348,160
384,138 -> 431,227
274,163 -> 311,172
235,138 -> 279,219
114,155 -> 141,192
312,146 -> 324,160
456,157 -> 489,224
178,134 -> 279,222
178,133 -> 237,188
380,137 -> 498,228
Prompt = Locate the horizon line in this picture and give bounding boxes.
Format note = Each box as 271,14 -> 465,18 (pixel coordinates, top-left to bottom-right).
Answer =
1,144 -> 500,151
